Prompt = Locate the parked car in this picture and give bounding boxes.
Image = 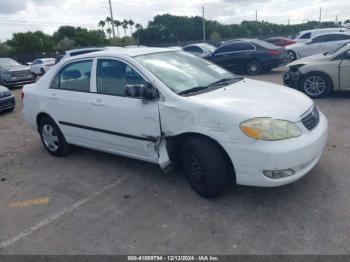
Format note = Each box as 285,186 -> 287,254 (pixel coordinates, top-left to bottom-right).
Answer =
30,58 -> 56,75
284,43 -> 350,98
286,32 -> 350,61
203,39 -> 289,75
56,46 -> 124,63
0,58 -> 36,87
0,85 -> 15,112
265,37 -> 296,47
294,28 -> 350,43
22,48 -> 328,198
183,43 -> 216,56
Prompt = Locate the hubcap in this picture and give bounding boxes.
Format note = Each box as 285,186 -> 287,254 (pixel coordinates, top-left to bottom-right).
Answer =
250,64 -> 257,72
42,124 -> 59,151
304,75 -> 326,96
188,149 -> 205,187
289,51 -> 295,61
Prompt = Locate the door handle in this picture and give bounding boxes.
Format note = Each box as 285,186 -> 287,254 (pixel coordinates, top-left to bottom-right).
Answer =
49,93 -> 58,100
92,99 -> 105,106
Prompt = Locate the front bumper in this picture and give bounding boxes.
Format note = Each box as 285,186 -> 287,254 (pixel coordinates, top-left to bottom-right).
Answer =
0,95 -> 16,111
1,75 -> 36,87
283,69 -> 302,89
221,112 -> 328,187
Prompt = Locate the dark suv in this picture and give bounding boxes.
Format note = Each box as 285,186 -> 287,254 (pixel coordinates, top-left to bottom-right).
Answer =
0,58 -> 36,87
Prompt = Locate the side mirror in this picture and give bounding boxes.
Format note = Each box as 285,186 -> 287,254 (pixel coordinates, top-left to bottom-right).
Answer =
125,83 -> 159,101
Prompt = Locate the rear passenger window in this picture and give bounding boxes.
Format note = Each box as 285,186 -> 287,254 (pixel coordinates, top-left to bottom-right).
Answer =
51,60 -> 92,92
97,59 -> 147,97
300,33 -> 311,39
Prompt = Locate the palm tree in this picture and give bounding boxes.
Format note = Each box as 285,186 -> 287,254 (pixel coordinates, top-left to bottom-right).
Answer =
128,19 -> 135,35
106,17 -> 112,38
114,20 -> 122,38
122,19 -> 129,37
98,20 -> 106,32
135,23 -> 142,41
106,28 -> 112,39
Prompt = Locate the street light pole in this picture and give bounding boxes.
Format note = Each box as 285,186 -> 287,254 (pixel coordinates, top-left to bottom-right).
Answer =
108,0 -> 116,38
202,5 -> 206,41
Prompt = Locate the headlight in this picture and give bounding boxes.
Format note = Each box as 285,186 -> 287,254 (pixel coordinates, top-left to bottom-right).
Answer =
290,64 -> 304,72
0,90 -> 12,97
240,118 -> 302,141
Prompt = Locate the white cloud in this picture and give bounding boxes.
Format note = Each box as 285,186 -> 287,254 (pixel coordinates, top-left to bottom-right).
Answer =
0,0 -> 349,41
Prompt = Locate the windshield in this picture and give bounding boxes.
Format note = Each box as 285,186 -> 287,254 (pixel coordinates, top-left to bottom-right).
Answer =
328,43 -> 350,56
136,51 -> 238,94
0,58 -> 20,69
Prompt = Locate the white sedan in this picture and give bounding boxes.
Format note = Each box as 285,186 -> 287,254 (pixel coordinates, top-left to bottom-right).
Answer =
286,32 -> 350,61
30,58 -> 55,75
22,48 -> 328,198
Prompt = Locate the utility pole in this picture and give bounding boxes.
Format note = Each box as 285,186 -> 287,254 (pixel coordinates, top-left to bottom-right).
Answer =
255,10 -> 258,37
202,5 -> 206,41
108,0 -> 116,38
335,15 -> 338,26
319,7 -> 322,28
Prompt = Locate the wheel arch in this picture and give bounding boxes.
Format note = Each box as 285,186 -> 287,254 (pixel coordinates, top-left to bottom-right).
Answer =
36,112 -> 55,130
298,70 -> 334,91
165,132 -> 236,183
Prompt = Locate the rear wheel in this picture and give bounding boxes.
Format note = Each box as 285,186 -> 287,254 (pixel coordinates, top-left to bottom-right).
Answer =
39,116 -> 71,157
288,50 -> 297,61
181,137 -> 231,198
299,72 -> 332,98
246,60 -> 262,75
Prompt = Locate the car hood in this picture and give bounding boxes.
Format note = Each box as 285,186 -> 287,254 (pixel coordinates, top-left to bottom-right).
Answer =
288,53 -> 330,66
0,85 -> 9,92
0,65 -> 30,72
192,78 -> 313,122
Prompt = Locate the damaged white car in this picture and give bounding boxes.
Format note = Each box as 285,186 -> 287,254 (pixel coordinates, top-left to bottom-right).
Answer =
22,48 -> 328,198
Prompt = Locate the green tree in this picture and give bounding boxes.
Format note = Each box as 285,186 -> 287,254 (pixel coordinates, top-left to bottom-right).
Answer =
98,20 -> 106,32
122,20 -> 129,37
129,19 -> 135,35
106,17 -> 112,38
8,31 -> 54,54
114,20 -> 122,38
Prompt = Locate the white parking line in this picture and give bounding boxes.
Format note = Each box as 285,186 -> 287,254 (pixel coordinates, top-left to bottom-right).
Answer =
0,175 -> 132,250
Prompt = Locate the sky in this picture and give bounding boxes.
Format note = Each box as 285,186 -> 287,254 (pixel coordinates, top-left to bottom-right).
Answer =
0,0 -> 349,41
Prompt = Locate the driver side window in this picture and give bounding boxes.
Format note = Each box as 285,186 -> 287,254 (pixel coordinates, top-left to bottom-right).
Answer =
96,59 -> 147,97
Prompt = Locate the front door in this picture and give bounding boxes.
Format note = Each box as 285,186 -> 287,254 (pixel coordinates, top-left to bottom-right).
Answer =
86,58 -> 161,162
340,56 -> 350,90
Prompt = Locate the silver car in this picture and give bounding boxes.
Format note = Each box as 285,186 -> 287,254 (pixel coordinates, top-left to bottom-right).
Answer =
283,42 -> 350,98
0,58 -> 36,87
0,85 -> 15,112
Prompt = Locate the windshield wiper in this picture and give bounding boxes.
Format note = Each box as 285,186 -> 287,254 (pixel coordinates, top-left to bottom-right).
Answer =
178,77 -> 244,96
178,86 -> 210,95
208,77 -> 244,87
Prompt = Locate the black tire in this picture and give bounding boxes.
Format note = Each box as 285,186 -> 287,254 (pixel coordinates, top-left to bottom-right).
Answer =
40,68 -> 45,75
181,137 -> 231,198
39,116 -> 71,157
288,50 -> 297,61
299,72 -> 332,98
246,60 -> 262,75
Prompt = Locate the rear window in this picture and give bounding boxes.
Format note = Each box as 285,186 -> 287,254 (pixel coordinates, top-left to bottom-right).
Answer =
250,39 -> 278,49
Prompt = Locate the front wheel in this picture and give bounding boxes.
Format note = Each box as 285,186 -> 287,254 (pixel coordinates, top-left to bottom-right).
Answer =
299,72 -> 332,98
40,68 -> 46,75
39,117 -> 71,157
246,60 -> 262,75
181,137 -> 231,198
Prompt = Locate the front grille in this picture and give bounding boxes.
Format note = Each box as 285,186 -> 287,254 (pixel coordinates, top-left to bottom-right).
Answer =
11,70 -> 30,77
301,106 -> 320,131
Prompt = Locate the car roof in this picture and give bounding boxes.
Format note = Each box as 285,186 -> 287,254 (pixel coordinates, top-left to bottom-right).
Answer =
64,47 -> 175,60
184,43 -> 213,48
311,32 -> 350,38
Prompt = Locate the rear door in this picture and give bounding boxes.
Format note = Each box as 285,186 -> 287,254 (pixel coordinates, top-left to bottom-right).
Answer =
210,42 -> 255,72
